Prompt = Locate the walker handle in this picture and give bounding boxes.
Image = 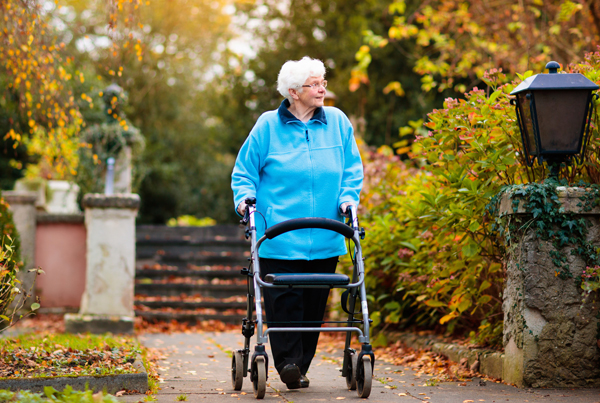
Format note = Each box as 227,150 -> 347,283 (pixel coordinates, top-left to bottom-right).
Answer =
264,217 -> 354,239
347,205 -> 359,230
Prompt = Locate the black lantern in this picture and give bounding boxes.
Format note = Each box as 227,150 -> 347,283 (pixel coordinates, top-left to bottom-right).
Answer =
510,61 -> 599,175
324,89 -> 337,107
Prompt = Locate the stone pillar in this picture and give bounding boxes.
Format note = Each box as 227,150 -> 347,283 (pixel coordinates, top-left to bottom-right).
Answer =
14,179 -> 46,210
3,191 -> 38,302
65,194 -> 140,334
500,187 -> 600,388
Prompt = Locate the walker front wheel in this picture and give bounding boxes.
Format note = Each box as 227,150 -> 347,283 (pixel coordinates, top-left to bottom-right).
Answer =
232,350 -> 244,390
345,352 -> 358,390
356,355 -> 372,398
253,355 -> 267,399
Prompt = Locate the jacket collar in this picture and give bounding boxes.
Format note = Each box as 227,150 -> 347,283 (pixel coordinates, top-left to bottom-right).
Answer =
278,99 -> 327,125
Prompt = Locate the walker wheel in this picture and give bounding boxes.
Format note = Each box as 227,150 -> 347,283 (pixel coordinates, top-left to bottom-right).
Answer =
356,355 -> 372,398
345,352 -> 358,390
232,350 -> 244,391
253,355 -> 267,399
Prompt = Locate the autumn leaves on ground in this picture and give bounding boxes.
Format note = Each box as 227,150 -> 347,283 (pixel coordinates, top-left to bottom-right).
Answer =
1,313 -> 500,393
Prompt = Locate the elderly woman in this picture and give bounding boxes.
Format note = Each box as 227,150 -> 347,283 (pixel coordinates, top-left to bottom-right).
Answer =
231,56 -> 363,389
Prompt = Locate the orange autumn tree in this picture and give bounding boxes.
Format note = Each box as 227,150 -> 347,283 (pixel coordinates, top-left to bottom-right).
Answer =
1,0 -> 83,178
352,0 -> 600,94
0,0 -> 144,180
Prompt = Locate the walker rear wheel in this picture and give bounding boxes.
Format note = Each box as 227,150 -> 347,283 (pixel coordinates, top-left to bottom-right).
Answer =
356,355 -> 372,398
253,355 -> 267,399
345,352 -> 358,390
232,350 -> 244,390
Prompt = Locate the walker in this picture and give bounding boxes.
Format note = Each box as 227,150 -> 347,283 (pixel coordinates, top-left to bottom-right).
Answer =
230,197 -> 375,399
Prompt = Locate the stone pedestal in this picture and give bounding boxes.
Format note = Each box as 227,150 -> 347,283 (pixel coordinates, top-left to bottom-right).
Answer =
4,191 -> 38,303
500,187 -> 600,387
65,194 -> 139,334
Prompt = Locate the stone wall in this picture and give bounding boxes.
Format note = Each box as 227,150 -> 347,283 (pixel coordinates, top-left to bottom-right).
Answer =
501,187 -> 600,387
35,214 -> 86,309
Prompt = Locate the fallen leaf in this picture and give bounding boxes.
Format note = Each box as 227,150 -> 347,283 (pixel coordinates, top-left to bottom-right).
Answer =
463,400 -> 474,403
398,393 -> 407,396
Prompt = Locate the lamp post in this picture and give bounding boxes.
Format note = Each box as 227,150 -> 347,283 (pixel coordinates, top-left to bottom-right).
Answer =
510,61 -> 599,178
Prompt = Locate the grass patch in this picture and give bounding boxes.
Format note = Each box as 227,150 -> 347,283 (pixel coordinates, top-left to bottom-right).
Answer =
0,386 -> 119,402
0,332 -> 138,351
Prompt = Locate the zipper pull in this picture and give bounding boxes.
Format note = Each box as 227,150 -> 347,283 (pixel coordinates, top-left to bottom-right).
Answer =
305,129 -> 309,141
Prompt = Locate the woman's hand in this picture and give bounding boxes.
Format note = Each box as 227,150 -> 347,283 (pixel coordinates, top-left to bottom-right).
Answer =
340,202 -> 354,216
237,201 -> 247,216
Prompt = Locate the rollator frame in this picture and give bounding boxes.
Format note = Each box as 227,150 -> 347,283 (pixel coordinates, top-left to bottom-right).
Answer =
231,197 -> 375,399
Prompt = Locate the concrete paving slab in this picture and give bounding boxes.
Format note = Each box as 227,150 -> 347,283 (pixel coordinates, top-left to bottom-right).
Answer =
119,332 -> 600,403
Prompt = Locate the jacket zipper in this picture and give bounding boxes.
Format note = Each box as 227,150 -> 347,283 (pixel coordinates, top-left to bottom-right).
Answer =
306,127 -> 313,257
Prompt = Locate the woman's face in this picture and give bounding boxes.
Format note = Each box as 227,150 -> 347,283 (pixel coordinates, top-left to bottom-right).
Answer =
294,76 -> 326,109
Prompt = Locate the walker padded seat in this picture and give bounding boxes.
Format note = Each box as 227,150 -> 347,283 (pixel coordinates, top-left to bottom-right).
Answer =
264,273 -> 350,286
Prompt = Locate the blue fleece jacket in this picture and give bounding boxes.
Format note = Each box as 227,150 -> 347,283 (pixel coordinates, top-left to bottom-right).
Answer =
231,99 -> 363,260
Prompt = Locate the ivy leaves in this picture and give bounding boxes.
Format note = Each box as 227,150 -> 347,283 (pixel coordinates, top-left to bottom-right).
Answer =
491,181 -> 600,282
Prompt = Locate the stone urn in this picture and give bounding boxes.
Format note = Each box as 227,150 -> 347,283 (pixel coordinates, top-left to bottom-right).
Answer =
46,180 -> 80,214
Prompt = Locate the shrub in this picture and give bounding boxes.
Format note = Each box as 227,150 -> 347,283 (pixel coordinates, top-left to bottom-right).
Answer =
0,191 -> 20,265
0,190 -> 39,332
360,54 -> 600,348
167,215 -> 216,227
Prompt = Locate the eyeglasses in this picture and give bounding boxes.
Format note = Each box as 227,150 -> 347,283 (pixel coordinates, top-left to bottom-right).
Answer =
301,80 -> 327,89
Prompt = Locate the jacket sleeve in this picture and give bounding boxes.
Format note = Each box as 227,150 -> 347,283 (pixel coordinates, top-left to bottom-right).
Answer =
338,123 -> 363,209
231,132 -> 262,216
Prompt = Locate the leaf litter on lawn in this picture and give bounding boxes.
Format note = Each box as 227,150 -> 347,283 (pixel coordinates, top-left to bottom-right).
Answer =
0,314 -> 241,396
0,332 -> 141,379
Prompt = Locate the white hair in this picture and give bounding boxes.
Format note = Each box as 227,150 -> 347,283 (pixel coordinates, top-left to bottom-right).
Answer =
277,57 -> 326,102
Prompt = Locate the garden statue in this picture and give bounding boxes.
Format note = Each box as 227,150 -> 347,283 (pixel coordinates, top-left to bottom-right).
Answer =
78,83 -> 144,196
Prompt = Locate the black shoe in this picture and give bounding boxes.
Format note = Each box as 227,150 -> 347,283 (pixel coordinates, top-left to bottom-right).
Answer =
280,364 -> 301,389
300,374 -> 310,388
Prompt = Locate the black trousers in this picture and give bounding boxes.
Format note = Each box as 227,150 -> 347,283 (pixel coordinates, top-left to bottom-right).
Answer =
260,257 -> 338,375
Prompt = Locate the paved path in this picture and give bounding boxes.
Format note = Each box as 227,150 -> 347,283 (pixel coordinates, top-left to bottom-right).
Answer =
120,332 -> 600,403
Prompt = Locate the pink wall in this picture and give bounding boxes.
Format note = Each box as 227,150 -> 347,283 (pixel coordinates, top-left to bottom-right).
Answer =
35,221 -> 86,308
